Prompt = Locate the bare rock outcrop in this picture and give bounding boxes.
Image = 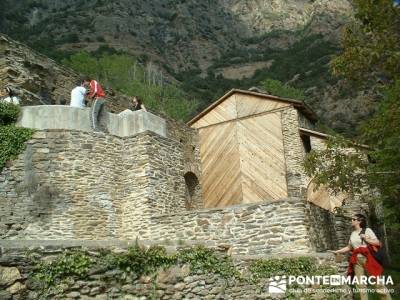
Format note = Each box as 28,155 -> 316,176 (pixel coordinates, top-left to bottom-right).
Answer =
0,34 -> 131,112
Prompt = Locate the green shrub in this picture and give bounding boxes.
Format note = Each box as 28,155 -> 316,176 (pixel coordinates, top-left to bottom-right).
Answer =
33,251 -> 93,286
0,102 -> 34,170
249,256 -> 316,280
0,102 -> 21,125
179,246 -> 240,279
105,245 -> 176,276
261,78 -> 306,100
0,125 -> 35,169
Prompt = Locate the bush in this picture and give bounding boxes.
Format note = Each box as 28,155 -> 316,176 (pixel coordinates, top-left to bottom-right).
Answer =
105,245 -> 176,276
33,251 -> 93,286
249,256 -> 336,282
0,125 -> 35,169
0,102 -> 34,169
261,78 -> 305,100
0,102 -> 20,125
249,257 -> 316,279
179,246 -> 240,279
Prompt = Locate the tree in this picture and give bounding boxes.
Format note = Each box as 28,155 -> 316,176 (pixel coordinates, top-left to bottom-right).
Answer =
330,0 -> 400,82
305,1 -> 400,231
305,82 -> 400,226
261,78 -> 305,100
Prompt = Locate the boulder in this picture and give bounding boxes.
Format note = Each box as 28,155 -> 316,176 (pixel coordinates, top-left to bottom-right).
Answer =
0,266 -> 21,287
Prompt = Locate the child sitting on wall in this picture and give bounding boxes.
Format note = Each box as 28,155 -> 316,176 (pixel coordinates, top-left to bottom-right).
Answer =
1,87 -> 20,105
132,96 -> 147,112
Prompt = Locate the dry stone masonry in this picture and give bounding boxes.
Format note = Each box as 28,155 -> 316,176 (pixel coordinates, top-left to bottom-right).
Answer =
0,241 -> 351,300
0,124 -> 349,255
0,129 -> 187,240
0,106 -> 356,254
146,199 -> 314,255
281,107 -> 308,198
0,105 -> 365,300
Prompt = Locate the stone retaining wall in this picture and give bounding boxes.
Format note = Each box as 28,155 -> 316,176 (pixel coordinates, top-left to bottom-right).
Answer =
0,130 -> 186,240
144,199 -> 314,255
0,242 -> 349,300
135,199 -> 352,255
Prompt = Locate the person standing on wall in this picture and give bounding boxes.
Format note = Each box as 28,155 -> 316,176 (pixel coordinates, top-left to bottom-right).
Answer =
86,77 -> 106,131
330,213 -> 392,300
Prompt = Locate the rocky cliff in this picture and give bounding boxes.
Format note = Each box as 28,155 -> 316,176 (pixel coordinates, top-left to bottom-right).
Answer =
0,34 -> 131,112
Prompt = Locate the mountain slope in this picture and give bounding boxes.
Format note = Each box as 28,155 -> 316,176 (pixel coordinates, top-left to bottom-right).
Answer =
0,0 -> 352,71
1,0 -> 376,134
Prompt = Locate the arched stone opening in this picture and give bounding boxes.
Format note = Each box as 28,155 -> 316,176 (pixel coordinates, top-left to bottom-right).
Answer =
184,172 -> 200,209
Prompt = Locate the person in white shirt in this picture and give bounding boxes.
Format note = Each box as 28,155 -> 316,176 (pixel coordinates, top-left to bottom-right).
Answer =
330,214 -> 392,300
70,80 -> 88,108
1,87 -> 20,105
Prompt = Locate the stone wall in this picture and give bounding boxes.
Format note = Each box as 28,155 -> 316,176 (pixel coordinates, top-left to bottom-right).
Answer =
18,106 -> 167,138
145,134 -> 187,214
305,202 -> 352,251
0,241 -> 349,300
281,106 -> 308,197
0,125 -> 347,256
1,129 -> 345,255
0,130 -> 186,240
309,135 -> 325,152
298,111 -> 316,130
0,105 -> 375,263
139,199 -> 315,255
279,116 -> 365,253
164,117 -> 203,209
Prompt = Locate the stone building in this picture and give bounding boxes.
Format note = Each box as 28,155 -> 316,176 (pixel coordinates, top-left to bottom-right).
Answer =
0,91 -> 360,255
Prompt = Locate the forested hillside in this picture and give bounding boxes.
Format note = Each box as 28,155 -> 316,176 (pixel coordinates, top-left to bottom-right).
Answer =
0,0 -> 377,135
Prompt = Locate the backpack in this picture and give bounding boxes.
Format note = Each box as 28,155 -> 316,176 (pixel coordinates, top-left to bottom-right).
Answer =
89,80 -> 105,98
360,227 -> 385,265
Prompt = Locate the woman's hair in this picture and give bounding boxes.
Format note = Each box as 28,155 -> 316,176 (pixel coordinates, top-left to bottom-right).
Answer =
353,213 -> 367,229
133,96 -> 142,105
5,87 -> 14,97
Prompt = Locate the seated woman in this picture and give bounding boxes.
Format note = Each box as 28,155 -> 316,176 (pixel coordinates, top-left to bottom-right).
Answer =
132,96 -> 147,112
1,87 -> 20,105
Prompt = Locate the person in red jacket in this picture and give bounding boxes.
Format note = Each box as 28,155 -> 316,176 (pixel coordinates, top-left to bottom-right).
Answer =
85,78 -> 106,131
330,214 -> 392,300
